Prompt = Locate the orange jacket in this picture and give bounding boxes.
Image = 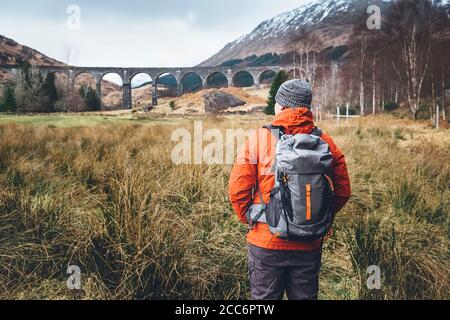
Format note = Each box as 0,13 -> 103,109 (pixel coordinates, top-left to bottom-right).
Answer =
229,108 -> 351,251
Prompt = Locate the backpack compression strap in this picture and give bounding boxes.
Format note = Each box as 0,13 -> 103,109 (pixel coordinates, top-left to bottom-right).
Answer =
263,125 -> 283,142
249,187 -> 267,230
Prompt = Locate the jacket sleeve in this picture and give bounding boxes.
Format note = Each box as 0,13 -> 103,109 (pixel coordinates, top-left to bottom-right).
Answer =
322,133 -> 351,214
228,133 -> 258,224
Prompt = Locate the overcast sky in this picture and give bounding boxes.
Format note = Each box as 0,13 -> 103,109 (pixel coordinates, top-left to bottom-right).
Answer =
0,0 -> 310,68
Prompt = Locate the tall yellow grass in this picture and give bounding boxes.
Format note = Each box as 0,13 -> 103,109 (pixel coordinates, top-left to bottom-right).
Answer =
0,115 -> 448,300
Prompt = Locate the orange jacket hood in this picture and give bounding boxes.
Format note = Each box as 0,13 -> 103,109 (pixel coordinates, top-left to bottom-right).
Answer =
272,107 -> 315,135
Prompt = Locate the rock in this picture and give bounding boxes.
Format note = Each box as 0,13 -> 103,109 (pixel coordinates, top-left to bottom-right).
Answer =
224,106 -> 264,115
186,108 -> 199,114
203,90 -> 246,114
248,106 -> 264,113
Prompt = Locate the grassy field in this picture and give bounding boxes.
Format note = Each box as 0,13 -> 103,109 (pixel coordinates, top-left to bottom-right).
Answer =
0,114 -> 448,300
0,114 -> 186,127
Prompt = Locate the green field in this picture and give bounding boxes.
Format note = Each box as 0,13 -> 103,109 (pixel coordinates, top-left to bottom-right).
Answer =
0,114 -> 185,127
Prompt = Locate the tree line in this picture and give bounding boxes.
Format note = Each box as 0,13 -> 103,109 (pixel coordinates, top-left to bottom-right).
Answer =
0,61 -> 101,113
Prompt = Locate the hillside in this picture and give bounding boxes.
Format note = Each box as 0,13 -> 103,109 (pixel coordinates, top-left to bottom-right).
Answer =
0,35 -> 65,67
200,0 -> 450,67
0,35 -> 65,84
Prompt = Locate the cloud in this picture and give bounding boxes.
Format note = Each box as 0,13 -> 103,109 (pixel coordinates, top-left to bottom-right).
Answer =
0,0 -> 310,67
0,15 -> 238,67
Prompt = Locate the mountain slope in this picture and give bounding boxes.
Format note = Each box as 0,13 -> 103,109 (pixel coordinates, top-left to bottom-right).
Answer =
0,35 -> 65,67
200,0 -> 450,67
0,35 -> 65,84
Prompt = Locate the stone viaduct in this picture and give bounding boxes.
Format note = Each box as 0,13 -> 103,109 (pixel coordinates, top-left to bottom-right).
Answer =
0,64 -> 301,110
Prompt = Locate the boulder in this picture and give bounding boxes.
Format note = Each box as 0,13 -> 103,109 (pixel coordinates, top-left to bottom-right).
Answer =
203,90 -> 246,114
248,106 -> 264,113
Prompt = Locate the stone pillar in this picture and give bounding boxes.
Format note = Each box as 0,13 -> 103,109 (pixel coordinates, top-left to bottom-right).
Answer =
251,72 -> 260,89
176,70 -> 183,97
177,82 -> 183,97
152,82 -> 158,106
68,70 -> 75,92
227,70 -> 233,87
96,80 -> 103,110
254,78 -> 261,89
122,83 -> 132,109
202,78 -> 208,90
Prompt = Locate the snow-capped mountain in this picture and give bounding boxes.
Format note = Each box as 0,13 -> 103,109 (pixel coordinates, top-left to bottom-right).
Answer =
200,0 -> 450,67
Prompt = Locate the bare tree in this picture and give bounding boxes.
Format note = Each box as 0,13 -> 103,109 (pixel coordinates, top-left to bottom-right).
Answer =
316,59 -> 332,113
367,41 -> 389,115
289,29 -> 322,86
442,65 -> 448,121
60,44 -> 80,109
14,65 -> 49,113
371,53 -> 377,116
339,62 -> 358,110
359,33 -> 367,116
61,44 -> 78,65
390,1 -> 440,120
430,11 -> 450,122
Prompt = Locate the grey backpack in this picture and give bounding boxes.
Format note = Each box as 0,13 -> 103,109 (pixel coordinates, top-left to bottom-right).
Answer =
247,125 -> 335,241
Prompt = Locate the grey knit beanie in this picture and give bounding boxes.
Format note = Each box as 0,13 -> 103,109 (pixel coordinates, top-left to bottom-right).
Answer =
275,79 -> 312,109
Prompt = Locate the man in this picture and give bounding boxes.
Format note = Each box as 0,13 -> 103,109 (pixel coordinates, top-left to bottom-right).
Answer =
229,79 -> 351,300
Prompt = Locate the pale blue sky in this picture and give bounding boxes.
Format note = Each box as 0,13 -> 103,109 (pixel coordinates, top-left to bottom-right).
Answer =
0,0 -> 310,67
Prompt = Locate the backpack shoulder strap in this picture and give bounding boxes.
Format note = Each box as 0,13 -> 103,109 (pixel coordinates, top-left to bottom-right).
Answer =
311,127 -> 323,137
263,125 -> 283,141
263,124 -> 281,132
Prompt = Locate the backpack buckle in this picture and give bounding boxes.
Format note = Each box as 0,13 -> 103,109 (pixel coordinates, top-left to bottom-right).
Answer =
280,173 -> 289,185
277,171 -> 289,185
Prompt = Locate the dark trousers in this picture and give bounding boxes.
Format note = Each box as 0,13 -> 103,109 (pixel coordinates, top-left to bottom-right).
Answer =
247,244 -> 322,300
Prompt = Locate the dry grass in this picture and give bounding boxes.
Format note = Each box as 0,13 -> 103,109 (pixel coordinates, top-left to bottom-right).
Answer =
0,115 -> 448,300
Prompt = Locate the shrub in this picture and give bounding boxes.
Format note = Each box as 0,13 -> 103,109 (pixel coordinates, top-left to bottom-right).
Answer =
384,102 -> 400,112
79,85 -> 101,111
43,73 -> 58,112
55,91 -> 86,112
338,106 -> 358,116
1,83 -> 17,112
